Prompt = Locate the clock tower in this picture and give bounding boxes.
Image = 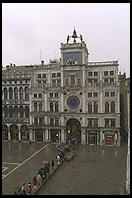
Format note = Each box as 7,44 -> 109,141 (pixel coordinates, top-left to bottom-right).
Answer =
60,29 -> 89,66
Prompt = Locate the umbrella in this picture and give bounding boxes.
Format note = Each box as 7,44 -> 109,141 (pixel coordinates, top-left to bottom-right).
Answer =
42,160 -> 50,165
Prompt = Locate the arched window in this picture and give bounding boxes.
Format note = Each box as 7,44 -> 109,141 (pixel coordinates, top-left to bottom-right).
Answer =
50,102 -> 53,112
39,102 -> 42,112
4,88 -> 8,100
94,102 -> 98,113
4,105 -> 8,117
19,87 -> 23,100
55,102 -> 59,112
14,106 -> 18,118
111,101 -> 115,113
25,87 -> 29,100
34,103 -> 37,112
14,87 -> 18,99
20,106 -> 24,118
105,102 -> 109,113
9,87 -> 13,100
25,106 -> 29,118
88,102 -> 92,113
9,106 -> 13,117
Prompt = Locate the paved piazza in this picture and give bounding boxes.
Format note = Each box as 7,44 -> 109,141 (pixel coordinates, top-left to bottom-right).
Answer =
2,142 -> 127,195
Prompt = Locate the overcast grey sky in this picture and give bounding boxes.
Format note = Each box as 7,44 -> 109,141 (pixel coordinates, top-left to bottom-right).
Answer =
2,3 -> 130,77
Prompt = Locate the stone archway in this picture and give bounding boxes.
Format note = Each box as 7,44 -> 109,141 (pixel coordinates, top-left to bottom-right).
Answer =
2,124 -> 8,140
66,118 -> 81,143
10,125 -> 19,141
20,125 -> 29,141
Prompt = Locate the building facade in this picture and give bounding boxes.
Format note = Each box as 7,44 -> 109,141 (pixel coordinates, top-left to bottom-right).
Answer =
2,64 -> 34,141
2,30 -> 121,146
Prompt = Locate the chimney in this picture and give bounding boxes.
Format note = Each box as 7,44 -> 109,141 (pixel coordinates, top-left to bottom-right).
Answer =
41,60 -> 44,65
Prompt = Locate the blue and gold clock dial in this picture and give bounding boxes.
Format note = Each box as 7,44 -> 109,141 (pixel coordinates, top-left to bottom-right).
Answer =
67,96 -> 80,109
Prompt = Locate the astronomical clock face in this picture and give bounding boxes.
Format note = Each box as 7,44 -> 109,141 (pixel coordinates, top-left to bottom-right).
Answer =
63,52 -> 82,65
67,95 -> 80,109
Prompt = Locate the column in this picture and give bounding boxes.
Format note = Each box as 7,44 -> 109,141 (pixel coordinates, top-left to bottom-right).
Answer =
117,132 -> 120,147
18,125 -> 21,141
100,130 -> 103,145
82,92 -> 86,113
45,93 -> 48,112
48,129 -> 51,142
43,130 -> 45,142
81,129 -> 86,145
8,125 -> 11,141
100,90 -> 103,113
29,128 -> 33,142
45,129 -> 49,142
61,67 -> 64,87
61,129 -> 65,143
61,94 -> 64,112
82,66 -> 86,87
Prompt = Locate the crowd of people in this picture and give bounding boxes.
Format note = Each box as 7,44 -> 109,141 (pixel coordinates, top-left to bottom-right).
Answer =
13,141 -> 72,195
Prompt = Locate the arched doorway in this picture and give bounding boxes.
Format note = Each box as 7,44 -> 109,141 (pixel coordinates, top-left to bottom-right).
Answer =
66,119 -> 81,143
2,124 -> 8,140
21,125 -> 29,141
10,125 -> 19,141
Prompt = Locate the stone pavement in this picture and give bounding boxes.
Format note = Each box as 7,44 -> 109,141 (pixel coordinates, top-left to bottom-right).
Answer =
2,141 -> 127,195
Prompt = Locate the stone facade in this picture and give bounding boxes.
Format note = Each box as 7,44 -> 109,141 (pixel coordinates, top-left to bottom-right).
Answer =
2,30 -> 121,146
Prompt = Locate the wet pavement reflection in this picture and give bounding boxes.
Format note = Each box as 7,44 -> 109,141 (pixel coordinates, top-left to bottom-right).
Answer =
2,142 -> 127,195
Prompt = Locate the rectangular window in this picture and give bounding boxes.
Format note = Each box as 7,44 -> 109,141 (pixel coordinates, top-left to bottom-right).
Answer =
104,71 -> 108,76
78,79 -> 81,86
43,80 -> 46,84
50,118 -> 54,126
55,93 -> 58,97
38,74 -> 41,78
88,79 -> 92,83
94,72 -> 98,76
57,73 -> 61,77
88,93 -> 92,97
110,71 -> 114,76
34,94 -> 37,98
93,92 -> 98,97
34,118 -> 38,125
65,79 -> 68,87
105,92 -> 109,97
110,78 -> 114,83
38,80 -> 41,84
39,94 -> 42,98
39,117 -> 44,124
104,78 -> 108,83
50,93 -> 53,97
111,119 -> 116,127
94,79 -> 98,83
88,119 -> 92,127
105,119 -> 109,127
55,119 -> 59,126
88,72 -> 92,76
93,119 -> 98,127
111,92 -> 115,97
52,73 -> 56,77
57,79 -> 61,86
43,74 -> 46,78
70,75 -> 75,86
52,80 -> 56,86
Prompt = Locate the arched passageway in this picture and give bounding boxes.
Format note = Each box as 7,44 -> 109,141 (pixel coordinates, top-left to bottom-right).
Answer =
20,125 -> 29,141
10,125 -> 19,141
66,119 -> 81,143
2,124 -> 8,140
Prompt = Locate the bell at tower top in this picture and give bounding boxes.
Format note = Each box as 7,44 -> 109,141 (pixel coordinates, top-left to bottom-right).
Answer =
66,28 -> 84,44
60,29 -> 89,65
